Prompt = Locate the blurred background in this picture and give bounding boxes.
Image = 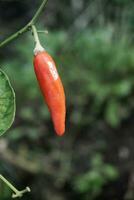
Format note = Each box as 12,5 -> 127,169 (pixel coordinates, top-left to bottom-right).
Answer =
0,0 -> 134,199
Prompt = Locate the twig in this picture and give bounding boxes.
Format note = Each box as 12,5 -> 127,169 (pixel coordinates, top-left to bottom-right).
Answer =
0,0 -> 48,48
0,174 -> 30,198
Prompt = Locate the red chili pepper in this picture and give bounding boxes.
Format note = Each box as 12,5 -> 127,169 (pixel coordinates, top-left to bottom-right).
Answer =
33,50 -> 66,136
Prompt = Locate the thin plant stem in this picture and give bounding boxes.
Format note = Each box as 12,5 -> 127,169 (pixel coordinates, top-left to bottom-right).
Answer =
31,0 -> 48,24
0,25 -> 31,48
32,25 -> 41,45
0,0 -> 48,48
0,174 -> 19,194
0,174 -> 30,198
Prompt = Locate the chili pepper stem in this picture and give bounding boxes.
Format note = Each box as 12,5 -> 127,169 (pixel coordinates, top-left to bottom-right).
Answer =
32,25 -> 44,55
0,174 -> 31,198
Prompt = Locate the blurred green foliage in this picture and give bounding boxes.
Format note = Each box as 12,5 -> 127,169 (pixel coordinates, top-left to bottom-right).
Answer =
0,183 -> 11,200
74,154 -> 118,199
2,27 -> 133,199
0,0 -> 134,199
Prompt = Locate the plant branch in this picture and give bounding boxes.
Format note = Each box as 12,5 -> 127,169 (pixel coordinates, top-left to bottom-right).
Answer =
30,0 -> 48,24
0,174 -> 30,198
0,25 -> 31,48
0,0 -> 48,48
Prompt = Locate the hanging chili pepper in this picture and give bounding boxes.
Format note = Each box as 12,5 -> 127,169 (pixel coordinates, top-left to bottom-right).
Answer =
32,26 -> 66,136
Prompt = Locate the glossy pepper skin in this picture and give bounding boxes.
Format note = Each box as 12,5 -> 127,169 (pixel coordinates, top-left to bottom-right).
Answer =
33,51 -> 66,136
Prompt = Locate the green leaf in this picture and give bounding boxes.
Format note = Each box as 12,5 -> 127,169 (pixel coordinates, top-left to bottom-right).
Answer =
0,69 -> 15,136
